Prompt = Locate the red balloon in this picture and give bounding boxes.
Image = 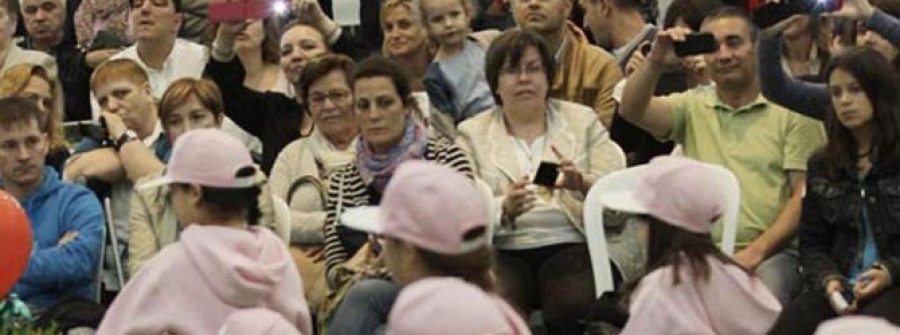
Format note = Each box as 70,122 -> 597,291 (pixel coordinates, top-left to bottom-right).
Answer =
0,191 -> 32,297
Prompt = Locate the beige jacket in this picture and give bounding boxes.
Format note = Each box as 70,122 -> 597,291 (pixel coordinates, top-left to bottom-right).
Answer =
551,26 -> 623,129
269,132 -> 356,245
457,99 -> 625,232
128,170 -> 276,275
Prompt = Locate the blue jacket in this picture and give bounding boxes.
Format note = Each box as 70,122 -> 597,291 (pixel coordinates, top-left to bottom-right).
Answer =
8,168 -> 103,308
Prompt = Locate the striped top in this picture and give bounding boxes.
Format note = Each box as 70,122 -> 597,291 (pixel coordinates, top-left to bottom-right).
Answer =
323,137 -> 473,287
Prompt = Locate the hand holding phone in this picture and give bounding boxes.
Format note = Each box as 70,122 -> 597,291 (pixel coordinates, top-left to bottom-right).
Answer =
673,32 -> 718,57
501,176 -> 536,228
828,290 -> 854,314
533,161 -> 560,188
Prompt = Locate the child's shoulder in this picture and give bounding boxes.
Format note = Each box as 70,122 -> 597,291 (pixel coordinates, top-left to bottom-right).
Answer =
470,29 -> 502,49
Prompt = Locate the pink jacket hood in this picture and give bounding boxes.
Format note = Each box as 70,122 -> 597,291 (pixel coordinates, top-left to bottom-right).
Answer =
621,255 -> 782,335
182,225 -> 292,307
98,225 -> 312,335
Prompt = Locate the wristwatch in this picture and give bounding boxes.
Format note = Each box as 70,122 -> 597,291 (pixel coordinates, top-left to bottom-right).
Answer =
115,129 -> 139,151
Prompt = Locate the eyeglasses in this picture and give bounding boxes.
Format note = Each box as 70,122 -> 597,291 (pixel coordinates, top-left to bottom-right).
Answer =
0,135 -> 46,156
308,90 -> 352,107
500,62 -> 546,77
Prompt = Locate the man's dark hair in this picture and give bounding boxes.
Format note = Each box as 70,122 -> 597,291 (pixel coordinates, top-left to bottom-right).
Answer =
701,6 -> 758,42
663,0 -> 724,30
484,29 -> 556,106
0,97 -> 45,132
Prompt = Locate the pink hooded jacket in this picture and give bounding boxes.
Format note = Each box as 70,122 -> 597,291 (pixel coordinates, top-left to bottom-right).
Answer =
621,255 -> 782,335
98,225 -> 312,334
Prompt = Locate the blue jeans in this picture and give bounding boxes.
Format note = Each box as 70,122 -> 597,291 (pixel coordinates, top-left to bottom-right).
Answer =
329,279 -> 400,335
754,250 -> 802,306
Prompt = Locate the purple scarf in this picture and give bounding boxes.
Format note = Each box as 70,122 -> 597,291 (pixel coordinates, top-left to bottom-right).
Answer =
356,116 -> 428,193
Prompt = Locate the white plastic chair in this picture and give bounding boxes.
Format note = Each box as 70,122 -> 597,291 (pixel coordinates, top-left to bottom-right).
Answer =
473,177 -> 497,244
271,195 -> 292,244
94,221 -> 107,304
103,197 -> 125,290
583,162 -> 741,298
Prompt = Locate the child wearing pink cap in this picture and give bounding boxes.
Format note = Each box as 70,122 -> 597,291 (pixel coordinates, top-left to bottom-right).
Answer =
602,156 -> 782,334
97,129 -> 312,334
340,160 -> 530,334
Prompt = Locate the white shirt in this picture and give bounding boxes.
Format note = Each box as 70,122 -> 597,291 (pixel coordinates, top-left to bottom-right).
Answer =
97,39 -> 263,155
111,38 -> 210,99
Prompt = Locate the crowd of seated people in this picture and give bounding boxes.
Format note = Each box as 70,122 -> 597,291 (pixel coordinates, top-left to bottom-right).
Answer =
1,0 -> 900,333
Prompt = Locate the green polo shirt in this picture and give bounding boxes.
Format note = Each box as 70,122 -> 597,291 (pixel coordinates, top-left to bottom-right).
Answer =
663,86 -> 826,249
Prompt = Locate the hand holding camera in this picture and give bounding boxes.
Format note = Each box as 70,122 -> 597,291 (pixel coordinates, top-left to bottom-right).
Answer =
825,0 -> 875,20
649,28 -> 719,70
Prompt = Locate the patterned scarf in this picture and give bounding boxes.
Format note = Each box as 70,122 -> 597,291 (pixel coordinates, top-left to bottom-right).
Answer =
356,116 -> 428,193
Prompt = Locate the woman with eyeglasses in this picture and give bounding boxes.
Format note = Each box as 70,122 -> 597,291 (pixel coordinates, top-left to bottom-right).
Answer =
0,64 -> 69,175
457,29 -> 625,334
268,55 -> 359,311
320,56 -> 473,334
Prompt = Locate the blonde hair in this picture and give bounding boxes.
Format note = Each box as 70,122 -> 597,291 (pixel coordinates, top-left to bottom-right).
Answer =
381,0 -> 437,57
0,64 -> 67,149
418,0 -> 476,27
91,59 -> 150,92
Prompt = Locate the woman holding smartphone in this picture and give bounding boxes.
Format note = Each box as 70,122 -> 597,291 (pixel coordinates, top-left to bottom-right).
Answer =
457,30 -> 624,333
768,48 -> 900,334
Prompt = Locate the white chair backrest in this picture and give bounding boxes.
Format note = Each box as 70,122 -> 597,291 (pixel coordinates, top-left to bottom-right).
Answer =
473,177 -> 497,244
583,162 -> 741,297
103,197 -> 125,289
584,166 -> 647,298
271,195 -> 292,244
701,162 -> 740,256
94,219 -> 107,304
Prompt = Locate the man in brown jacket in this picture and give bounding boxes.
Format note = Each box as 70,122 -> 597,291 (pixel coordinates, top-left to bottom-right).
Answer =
509,0 -> 623,128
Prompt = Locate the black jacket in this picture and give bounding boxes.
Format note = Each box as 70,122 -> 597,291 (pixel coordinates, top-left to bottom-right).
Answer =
203,58 -> 304,174
800,153 -> 900,293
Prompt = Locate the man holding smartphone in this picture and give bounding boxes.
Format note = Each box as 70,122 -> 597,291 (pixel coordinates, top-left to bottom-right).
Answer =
620,6 -> 826,306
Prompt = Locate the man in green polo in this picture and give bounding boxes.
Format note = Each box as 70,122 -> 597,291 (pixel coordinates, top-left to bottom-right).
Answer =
619,6 -> 825,305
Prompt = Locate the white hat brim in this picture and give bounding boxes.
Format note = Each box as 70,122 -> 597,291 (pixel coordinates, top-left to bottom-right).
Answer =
339,206 -> 384,234
598,189 -> 649,215
136,175 -> 176,190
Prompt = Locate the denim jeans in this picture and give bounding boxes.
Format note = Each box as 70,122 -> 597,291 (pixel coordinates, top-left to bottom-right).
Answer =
754,250 -> 802,306
328,279 -> 400,335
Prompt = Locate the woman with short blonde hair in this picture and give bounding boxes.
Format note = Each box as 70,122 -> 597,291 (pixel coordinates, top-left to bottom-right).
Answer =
0,64 -> 69,173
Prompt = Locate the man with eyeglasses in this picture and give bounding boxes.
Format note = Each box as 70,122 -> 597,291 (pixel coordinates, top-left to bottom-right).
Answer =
0,97 -> 103,313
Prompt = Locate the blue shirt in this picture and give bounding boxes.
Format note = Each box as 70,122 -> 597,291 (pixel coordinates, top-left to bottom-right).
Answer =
848,205 -> 879,284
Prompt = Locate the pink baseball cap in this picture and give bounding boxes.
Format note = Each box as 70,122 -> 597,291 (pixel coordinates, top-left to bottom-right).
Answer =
138,129 -> 257,190
599,156 -> 725,234
386,277 -> 530,335
340,161 -> 488,255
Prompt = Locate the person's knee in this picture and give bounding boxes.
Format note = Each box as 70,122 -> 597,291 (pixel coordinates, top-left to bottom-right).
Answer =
754,253 -> 801,304
344,279 -> 400,306
539,246 -> 595,329
494,254 -> 535,315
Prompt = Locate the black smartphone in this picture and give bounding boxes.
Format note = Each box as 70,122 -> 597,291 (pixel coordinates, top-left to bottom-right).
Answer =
753,1 -> 802,29
533,161 -> 560,188
673,33 -> 718,57
752,0 -> 842,28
